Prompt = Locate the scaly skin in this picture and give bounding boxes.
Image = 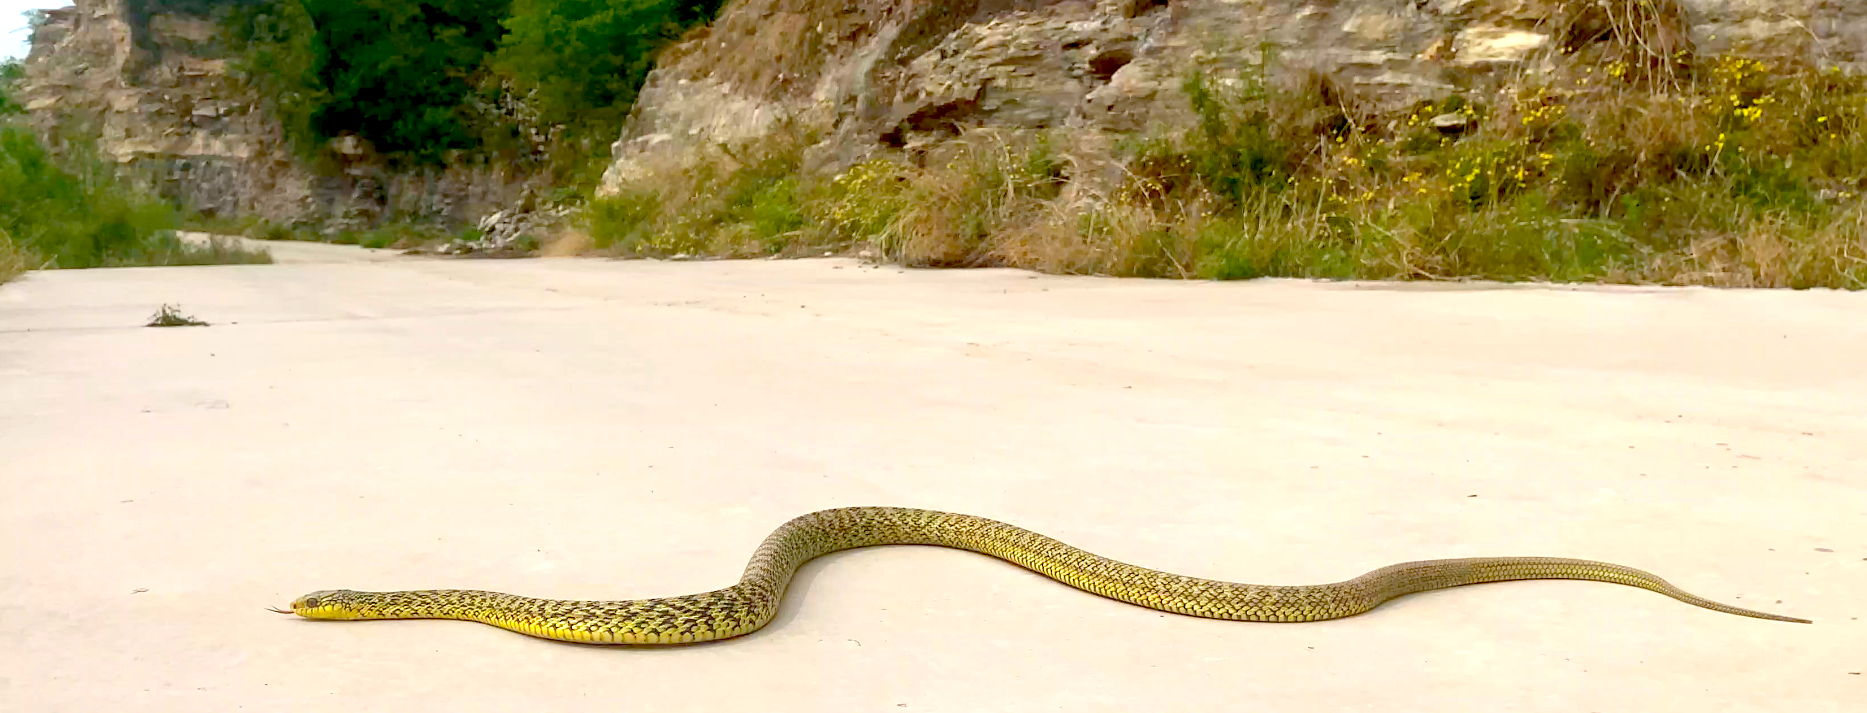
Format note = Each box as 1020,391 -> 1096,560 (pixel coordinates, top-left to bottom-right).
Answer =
277,506 -> 1811,644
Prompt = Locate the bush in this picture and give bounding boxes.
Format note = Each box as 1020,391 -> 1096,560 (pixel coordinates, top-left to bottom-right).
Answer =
0,127 -> 269,269
587,121 -> 822,257
221,0 -> 728,170
1179,63 -> 1296,204
0,59 -> 24,116
223,0 -> 324,156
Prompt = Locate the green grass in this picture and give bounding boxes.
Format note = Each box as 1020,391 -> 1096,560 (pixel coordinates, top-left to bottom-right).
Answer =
587,121 -> 822,257
0,125 -> 273,271
591,45 -> 1867,289
185,211 -> 476,253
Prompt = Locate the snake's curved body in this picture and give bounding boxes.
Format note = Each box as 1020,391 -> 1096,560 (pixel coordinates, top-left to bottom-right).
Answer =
280,506 -> 1809,644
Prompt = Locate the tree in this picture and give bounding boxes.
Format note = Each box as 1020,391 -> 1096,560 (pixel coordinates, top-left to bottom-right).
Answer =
0,60 -> 22,115
224,0 -> 324,154
306,0 -> 512,161
490,0 -> 698,136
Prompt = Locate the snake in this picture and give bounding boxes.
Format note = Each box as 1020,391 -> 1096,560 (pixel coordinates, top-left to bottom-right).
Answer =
274,506 -> 1811,644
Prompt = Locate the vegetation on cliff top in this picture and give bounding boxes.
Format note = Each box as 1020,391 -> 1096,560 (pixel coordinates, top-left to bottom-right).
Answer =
224,0 -> 724,171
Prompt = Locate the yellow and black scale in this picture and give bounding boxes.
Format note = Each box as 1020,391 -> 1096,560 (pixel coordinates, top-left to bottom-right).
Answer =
277,506 -> 1810,644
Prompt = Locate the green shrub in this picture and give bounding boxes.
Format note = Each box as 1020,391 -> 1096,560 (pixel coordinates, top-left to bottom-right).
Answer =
221,0 -> 730,169
0,59 -> 24,116
588,122 -> 821,256
587,190 -> 666,252
223,0 -> 324,157
0,127 -> 272,269
1178,62 -> 1296,204
1,127 -> 173,268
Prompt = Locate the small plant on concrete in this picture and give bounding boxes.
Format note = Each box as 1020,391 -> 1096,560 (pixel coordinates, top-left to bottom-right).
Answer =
146,304 -> 209,328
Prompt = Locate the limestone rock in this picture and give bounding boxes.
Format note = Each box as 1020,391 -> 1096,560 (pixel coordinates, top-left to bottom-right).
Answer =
601,0 -> 1867,194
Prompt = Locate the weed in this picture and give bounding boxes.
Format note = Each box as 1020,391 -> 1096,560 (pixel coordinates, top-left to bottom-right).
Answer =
812,157 -> 910,246
589,120 -> 824,257
883,129 -> 1066,267
146,304 -> 209,328
0,126 -> 274,269
588,189 -> 667,252
1177,53 -> 1297,204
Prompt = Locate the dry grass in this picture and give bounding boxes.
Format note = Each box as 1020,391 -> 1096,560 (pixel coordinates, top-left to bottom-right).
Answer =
1650,205 -> 1867,288
586,119 -> 823,257
883,130 -> 1065,267
1540,0 -> 1695,88
588,3 -> 1867,289
657,0 -> 934,101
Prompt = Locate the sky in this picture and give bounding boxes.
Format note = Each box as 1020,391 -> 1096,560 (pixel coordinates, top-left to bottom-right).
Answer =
3,1 -> 72,62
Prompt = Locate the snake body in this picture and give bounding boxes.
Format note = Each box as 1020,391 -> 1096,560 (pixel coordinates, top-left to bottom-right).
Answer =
279,506 -> 1810,644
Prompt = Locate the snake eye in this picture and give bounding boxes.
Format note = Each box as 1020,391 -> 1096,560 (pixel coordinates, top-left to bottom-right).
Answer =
303,596 -> 320,607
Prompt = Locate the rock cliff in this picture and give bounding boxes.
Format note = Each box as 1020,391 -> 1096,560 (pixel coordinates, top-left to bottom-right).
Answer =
17,0 -> 1866,233
600,0 -> 1867,194
18,0 -> 301,219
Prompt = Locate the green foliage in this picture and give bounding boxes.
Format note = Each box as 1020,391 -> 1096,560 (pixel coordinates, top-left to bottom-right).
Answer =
491,0 -> 683,135
219,0 -> 730,169
0,126 -> 269,268
327,220 -> 446,248
1431,192 -> 1638,282
587,189 -> 665,251
1,126 -> 171,268
813,158 -> 909,245
0,59 -> 24,116
589,123 -> 825,256
1191,201 -> 1355,281
223,0 -> 324,155
1178,54 -> 1298,204
308,0 -> 512,161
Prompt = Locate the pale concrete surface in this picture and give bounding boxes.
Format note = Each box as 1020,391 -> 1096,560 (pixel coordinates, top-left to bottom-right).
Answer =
1,252 -> 1862,713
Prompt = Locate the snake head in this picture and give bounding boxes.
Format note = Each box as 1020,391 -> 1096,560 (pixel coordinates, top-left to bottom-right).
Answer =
273,589 -> 366,619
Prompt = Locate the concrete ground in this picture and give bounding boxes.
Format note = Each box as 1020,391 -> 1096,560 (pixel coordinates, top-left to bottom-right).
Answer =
1,246 -> 1861,712
175,230 -> 403,264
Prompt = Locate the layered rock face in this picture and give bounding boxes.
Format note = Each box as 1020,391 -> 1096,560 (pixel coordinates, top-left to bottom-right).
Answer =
17,0 -> 304,219
600,0 -> 1867,194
